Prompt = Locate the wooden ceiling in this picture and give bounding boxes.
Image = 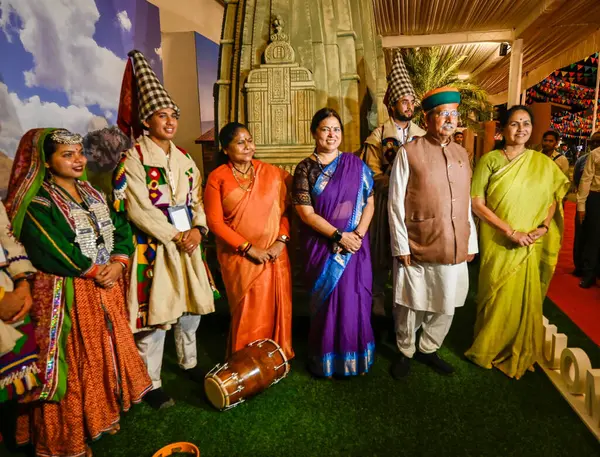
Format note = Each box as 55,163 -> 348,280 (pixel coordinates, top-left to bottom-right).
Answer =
374,0 -> 600,96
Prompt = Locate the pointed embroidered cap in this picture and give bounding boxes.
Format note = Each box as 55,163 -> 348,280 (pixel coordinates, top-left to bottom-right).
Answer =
128,49 -> 179,122
384,51 -> 417,108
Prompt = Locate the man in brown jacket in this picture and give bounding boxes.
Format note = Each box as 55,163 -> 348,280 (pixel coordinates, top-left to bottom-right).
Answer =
388,87 -> 478,379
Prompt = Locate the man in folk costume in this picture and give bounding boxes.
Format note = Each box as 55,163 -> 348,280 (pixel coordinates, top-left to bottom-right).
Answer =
115,50 -> 217,409
388,87 -> 478,379
361,52 -> 426,325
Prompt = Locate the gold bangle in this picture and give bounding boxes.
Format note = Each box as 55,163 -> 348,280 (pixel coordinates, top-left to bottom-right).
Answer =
242,243 -> 252,256
112,261 -> 127,271
238,241 -> 251,256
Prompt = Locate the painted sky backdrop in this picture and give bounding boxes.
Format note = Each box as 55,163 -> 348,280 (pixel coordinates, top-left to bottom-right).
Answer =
195,32 -> 219,135
0,0 -> 162,158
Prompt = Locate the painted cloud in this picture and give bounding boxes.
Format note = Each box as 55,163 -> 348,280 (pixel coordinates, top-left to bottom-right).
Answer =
117,10 -> 132,32
0,0 -> 162,166
0,81 -> 96,156
0,0 -> 126,111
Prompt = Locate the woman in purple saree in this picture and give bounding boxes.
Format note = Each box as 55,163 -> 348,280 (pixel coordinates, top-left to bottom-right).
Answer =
293,108 -> 375,377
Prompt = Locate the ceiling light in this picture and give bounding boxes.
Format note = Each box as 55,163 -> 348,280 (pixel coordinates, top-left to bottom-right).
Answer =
499,43 -> 512,56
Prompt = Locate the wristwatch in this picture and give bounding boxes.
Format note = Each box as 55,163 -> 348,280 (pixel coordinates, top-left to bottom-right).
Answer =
277,235 -> 290,243
331,229 -> 343,242
13,272 -> 35,287
195,226 -> 209,236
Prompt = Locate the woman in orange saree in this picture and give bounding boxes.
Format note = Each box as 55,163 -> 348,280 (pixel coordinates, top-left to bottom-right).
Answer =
204,123 -> 294,360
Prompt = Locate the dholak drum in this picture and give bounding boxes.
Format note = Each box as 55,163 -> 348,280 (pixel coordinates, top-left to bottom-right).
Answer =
204,338 -> 290,410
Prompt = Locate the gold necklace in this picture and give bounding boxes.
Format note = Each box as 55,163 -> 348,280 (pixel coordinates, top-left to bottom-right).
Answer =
503,148 -> 524,162
231,162 -> 252,177
232,165 -> 255,192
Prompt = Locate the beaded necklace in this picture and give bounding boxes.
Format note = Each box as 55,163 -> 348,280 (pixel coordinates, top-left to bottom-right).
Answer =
312,150 -> 340,178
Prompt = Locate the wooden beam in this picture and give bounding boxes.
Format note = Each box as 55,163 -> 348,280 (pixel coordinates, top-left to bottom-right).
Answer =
381,30 -> 514,48
507,39 -> 524,108
470,44 -> 503,78
514,0 -> 560,38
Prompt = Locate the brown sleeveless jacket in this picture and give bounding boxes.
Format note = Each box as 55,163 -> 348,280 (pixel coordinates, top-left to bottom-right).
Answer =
402,135 -> 472,264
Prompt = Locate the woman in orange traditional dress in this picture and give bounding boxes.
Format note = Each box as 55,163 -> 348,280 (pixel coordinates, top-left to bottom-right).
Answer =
204,122 -> 294,359
6,128 -> 152,457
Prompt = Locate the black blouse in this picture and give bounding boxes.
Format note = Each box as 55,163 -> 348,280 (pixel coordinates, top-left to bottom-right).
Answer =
292,157 -> 324,206
292,154 -> 373,207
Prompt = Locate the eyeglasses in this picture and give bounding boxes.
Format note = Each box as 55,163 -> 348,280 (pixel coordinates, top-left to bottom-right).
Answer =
434,110 -> 461,119
319,127 -> 342,134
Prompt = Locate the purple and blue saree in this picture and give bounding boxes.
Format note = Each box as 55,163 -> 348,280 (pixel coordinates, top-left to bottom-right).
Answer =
301,153 -> 375,377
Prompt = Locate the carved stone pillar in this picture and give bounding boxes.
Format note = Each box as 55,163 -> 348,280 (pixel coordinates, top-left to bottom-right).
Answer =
244,17 -> 316,172
216,0 -> 386,169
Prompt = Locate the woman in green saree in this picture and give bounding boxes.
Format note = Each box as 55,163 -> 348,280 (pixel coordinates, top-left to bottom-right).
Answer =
465,105 -> 570,379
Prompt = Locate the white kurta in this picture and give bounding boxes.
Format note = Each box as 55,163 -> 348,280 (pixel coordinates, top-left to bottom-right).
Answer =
388,146 -> 478,315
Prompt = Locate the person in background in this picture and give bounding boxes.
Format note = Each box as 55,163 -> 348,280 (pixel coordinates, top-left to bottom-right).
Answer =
360,52 -> 425,334
454,131 -> 464,146
388,87 -> 477,379
572,147 -> 590,277
204,122 -> 293,360
454,130 -> 476,168
561,144 -> 574,164
294,108 -> 375,378
115,50 -> 216,409
541,131 -> 569,177
576,132 -> 600,288
7,128 -> 151,456
465,106 -> 569,379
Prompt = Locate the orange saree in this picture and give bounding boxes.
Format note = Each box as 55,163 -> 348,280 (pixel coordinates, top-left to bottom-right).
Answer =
204,160 -> 294,359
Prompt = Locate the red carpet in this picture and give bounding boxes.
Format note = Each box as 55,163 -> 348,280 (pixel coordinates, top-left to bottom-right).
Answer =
547,201 -> 600,345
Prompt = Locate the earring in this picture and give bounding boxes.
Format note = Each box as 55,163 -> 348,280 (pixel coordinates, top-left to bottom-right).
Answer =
46,168 -> 56,186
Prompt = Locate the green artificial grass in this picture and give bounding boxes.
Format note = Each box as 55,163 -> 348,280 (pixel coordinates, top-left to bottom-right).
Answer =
1,265 -> 599,457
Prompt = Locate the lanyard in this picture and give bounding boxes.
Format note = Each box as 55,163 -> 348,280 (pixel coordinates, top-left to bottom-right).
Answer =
165,152 -> 178,205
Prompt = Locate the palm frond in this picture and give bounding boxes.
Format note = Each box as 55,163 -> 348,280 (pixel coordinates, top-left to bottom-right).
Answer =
401,47 -> 493,132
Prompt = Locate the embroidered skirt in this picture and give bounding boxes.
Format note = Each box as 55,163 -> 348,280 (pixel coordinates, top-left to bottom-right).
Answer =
16,277 -> 152,456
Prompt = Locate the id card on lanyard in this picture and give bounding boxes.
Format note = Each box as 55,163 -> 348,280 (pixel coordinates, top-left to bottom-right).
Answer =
167,205 -> 192,231
165,151 -> 192,231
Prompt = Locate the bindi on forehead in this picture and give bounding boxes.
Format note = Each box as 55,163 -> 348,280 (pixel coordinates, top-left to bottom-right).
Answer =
510,110 -> 531,121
